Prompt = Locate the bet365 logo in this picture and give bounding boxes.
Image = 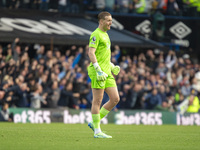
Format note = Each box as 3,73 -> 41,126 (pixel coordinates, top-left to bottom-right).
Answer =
14,110 -> 51,123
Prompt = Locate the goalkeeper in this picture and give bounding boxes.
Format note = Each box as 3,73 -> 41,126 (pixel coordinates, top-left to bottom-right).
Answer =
87,11 -> 120,139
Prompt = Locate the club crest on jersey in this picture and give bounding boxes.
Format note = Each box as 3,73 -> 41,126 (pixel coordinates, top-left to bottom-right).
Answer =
92,36 -> 96,42
106,42 -> 110,50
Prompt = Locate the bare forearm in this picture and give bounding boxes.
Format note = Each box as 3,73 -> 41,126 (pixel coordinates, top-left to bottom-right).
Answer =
88,47 -> 97,64
89,53 -> 97,63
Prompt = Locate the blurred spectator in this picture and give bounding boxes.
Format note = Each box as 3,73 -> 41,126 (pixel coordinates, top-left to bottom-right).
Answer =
31,0 -> 40,9
133,0 -> 146,13
30,84 -> 47,108
129,83 -> 144,109
40,0 -> 49,11
19,0 -> 30,9
192,72 -> 200,93
111,45 -> 121,65
46,81 -> 60,108
0,102 -> 13,122
151,0 -> 159,12
181,80 -> 192,98
165,50 -> 177,69
145,0 -> 154,13
58,0 -> 69,13
145,49 -> 156,71
187,94 -> 200,113
155,62 -> 167,78
57,81 -> 79,109
11,38 -> 21,62
95,0 -> 106,11
70,0 -> 80,13
115,0 -> 132,13
105,0 -> 115,12
35,45 -> 45,61
0,90 -> 5,106
76,74 -> 90,108
82,0 -> 95,11
174,89 -> 185,105
166,0 -> 180,15
142,88 -> 162,109
14,83 -> 29,107
183,0 -> 199,16
158,84 -> 168,105
176,0 -> 184,12
78,45 -> 90,70
165,92 -> 175,111
8,0 -> 19,9
118,84 -> 132,109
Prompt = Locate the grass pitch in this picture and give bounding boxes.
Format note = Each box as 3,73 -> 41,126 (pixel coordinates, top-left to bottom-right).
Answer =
0,123 -> 199,150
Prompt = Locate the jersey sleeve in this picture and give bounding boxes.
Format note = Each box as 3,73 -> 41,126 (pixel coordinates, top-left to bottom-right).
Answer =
89,32 -> 99,49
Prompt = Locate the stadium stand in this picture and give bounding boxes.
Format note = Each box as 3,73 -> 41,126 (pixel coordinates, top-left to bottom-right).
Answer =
0,38 -> 200,113
0,0 -> 199,16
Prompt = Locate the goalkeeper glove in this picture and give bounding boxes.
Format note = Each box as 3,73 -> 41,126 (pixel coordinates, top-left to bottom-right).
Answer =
110,62 -> 120,75
93,62 -> 108,81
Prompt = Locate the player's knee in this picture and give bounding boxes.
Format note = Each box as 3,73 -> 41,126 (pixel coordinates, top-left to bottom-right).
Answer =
112,96 -> 120,105
93,99 -> 102,106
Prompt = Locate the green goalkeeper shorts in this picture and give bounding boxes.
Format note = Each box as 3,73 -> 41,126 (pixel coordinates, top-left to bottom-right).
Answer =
89,74 -> 117,89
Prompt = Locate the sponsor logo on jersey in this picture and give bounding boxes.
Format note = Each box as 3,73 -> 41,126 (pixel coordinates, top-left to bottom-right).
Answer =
92,36 -> 96,42
106,42 -> 110,50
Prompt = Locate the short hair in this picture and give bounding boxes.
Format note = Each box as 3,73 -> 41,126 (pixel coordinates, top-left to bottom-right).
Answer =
98,11 -> 111,22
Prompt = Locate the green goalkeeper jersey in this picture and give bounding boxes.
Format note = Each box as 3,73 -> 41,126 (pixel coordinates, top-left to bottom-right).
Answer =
88,28 -> 112,76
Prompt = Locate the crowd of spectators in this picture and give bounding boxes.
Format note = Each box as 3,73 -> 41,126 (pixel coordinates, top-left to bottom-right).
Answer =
0,0 -> 200,16
1,37 -> 200,122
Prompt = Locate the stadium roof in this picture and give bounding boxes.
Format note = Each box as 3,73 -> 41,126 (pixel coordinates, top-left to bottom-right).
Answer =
0,10 -> 163,48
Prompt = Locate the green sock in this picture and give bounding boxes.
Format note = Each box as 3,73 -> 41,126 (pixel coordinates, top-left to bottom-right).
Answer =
92,114 -> 100,129
100,107 -> 110,120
